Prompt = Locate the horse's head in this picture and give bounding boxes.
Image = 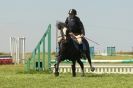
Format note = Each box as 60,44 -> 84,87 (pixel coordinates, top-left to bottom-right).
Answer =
56,22 -> 69,42
56,22 -> 66,30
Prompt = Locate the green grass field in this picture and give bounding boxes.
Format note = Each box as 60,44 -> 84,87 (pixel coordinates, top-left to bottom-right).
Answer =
0,65 -> 133,88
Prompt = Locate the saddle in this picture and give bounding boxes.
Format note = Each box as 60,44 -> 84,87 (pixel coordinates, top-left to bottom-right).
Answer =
69,33 -> 83,44
69,33 -> 87,52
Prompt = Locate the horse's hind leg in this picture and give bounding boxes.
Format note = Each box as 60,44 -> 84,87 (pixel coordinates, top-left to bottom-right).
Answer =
54,56 -> 61,76
77,59 -> 84,76
85,51 -> 95,72
71,60 -> 76,77
82,38 -> 95,72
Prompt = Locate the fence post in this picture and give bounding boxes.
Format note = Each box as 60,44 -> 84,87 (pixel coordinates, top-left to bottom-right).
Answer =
48,25 -> 51,70
25,24 -> 51,72
43,38 -> 45,70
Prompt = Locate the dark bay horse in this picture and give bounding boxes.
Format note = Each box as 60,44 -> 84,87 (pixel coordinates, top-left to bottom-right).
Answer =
54,22 -> 95,77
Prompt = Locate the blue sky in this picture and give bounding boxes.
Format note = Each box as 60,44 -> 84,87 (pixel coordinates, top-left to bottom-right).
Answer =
0,0 -> 133,52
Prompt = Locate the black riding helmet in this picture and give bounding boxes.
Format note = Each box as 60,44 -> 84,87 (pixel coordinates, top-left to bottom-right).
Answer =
68,9 -> 77,15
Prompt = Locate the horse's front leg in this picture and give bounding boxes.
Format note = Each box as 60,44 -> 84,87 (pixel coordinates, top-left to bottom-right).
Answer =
77,59 -> 85,76
54,56 -> 61,76
71,60 -> 76,77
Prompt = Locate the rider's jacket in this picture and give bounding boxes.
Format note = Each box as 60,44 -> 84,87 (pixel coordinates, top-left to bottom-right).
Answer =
65,16 -> 85,35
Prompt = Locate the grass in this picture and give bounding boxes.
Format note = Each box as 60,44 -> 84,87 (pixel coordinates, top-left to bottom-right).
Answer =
0,65 -> 133,88
24,52 -> 133,61
94,55 -> 133,60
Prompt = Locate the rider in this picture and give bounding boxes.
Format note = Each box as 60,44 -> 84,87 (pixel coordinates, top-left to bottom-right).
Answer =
65,9 -> 95,72
65,9 -> 86,53
65,9 -> 85,36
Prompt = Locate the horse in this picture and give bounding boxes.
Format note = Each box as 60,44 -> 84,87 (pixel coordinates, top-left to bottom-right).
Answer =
54,22 -> 95,77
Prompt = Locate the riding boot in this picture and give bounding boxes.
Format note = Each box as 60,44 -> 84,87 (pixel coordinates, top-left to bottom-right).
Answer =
71,65 -> 76,77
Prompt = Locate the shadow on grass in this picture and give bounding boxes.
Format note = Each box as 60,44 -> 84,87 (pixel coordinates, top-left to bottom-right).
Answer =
16,69 -> 53,74
81,73 -> 112,78
52,73 -> 111,78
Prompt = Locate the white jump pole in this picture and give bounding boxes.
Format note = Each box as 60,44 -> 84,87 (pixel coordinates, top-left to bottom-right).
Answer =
10,37 -> 25,64
10,37 -> 13,57
19,37 -> 25,64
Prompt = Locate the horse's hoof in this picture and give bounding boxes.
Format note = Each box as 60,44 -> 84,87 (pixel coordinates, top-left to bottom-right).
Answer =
54,72 -> 59,77
91,67 -> 95,72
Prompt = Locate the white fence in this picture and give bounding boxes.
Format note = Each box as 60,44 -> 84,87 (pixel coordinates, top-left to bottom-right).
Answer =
10,37 -> 25,64
51,59 -> 133,63
51,65 -> 133,74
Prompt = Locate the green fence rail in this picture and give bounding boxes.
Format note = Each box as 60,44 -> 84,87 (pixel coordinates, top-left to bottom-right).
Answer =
90,46 -> 95,59
25,24 -> 51,72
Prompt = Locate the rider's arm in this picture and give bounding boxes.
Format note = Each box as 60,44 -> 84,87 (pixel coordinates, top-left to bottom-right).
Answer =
77,17 -> 85,36
80,22 -> 85,36
79,20 -> 85,36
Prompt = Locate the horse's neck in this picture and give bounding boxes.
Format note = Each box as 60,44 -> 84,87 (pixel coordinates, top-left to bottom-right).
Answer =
60,27 -> 67,38
60,29 -> 64,39
62,27 -> 67,35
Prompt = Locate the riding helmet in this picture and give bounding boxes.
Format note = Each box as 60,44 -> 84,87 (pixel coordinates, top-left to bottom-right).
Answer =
68,9 -> 77,15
